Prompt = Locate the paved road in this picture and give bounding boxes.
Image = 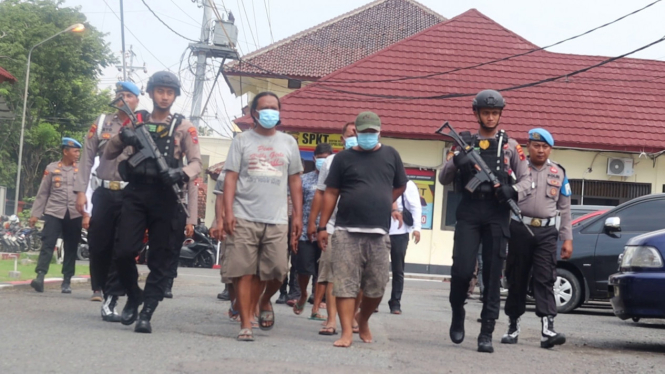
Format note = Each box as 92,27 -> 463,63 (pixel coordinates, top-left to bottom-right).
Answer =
1,267 -> 663,374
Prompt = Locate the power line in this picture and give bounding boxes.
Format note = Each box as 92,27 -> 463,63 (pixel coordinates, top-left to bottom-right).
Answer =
141,0 -> 198,42
101,0 -> 170,70
237,0 -> 258,49
263,0 -> 274,44
251,0 -> 261,48
170,0 -> 200,23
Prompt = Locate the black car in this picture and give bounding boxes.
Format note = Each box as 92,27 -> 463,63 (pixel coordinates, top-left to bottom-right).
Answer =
553,194 -> 665,313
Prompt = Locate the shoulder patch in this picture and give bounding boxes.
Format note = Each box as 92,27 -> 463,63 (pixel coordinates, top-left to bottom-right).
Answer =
88,124 -> 97,139
187,127 -> 199,144
515,144 -> 526,161
561,175 -> 572,197
43,170 -> 49,177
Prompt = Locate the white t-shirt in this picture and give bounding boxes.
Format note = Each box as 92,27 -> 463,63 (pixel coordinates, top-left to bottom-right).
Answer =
317,154 -> 338,234
390,180 -> 422,235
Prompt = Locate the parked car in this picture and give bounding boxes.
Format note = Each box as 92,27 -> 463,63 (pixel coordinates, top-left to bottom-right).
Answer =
570,205 -> 613,221
571,209 -> 608,226
608,229 -> 665,322
552,194 -> 665,313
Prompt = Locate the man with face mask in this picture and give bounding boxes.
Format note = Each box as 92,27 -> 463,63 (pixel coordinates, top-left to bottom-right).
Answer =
292,143 -> 332,320
223,91 -> 303,342
307,121 -> 357,336
30,138 -> 83,294
439,90 -> 532,353
74,81 -> 139,319
317,111 -> 408,348
104,71 -> 201,334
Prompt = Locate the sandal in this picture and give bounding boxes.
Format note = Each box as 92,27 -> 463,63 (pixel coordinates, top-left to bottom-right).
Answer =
309,312 -> 327,321
319,326 -> 338,335
259,302 -> 275,331
237,328 -> 254,342
293,300 -> 306,316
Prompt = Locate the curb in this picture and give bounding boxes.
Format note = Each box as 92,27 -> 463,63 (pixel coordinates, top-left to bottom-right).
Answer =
404,273 -> 451,282
0,272 -> 149,291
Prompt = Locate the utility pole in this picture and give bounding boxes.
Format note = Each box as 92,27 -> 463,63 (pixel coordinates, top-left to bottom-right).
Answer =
116,45 -> 148,87
119,0 -> 127,81
189,2 -> 213,129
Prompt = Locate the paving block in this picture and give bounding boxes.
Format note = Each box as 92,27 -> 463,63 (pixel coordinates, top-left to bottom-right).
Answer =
8,271 -> 21,279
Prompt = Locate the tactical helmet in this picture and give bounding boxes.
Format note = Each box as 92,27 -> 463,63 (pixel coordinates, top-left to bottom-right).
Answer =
146,71 -> 181,96
472,90 -> 505,111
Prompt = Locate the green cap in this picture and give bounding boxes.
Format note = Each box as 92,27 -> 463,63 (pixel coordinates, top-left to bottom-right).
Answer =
355,111 -> 381,132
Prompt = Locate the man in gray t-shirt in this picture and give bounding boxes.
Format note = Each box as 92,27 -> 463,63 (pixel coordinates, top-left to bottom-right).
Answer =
223,92 -> 303,341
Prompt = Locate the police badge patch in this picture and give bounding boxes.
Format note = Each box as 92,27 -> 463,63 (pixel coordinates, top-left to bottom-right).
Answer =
479,140 -> 490,150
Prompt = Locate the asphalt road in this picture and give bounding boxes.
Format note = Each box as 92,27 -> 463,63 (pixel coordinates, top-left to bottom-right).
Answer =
1,267 -> 663,374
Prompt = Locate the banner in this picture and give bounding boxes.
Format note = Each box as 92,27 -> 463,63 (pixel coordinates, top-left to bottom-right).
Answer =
287,132 -> 344,152
405,168 -> 436,230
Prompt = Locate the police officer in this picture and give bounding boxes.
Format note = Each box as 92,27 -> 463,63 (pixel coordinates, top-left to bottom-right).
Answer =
163,179 -> 197,298
501,128 -> 572,349
75,82 -> 140,319
30,138 -> 83,294
439,90 -> 532,353
104,71 -> 201,333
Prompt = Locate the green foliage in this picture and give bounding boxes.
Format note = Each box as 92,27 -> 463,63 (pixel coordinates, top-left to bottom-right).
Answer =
0,0 -> 116,199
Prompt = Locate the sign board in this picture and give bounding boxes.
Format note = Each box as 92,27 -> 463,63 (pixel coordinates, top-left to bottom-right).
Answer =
405,168 -> 436,230
287,132 -> 344,152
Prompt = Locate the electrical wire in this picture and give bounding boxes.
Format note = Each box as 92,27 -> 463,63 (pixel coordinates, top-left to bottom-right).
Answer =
101,0 -> 171,69
264,0 -> 274,44
170,0 -> 200,23
141,0 -> 199,42
237,0 -> 258,49
251,0 -> 261,48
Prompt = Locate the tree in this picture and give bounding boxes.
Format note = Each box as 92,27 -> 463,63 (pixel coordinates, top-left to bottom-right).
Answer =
0,0 -> 115,200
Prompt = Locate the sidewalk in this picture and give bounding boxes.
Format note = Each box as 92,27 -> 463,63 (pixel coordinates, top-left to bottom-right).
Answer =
0,275 -> 91,290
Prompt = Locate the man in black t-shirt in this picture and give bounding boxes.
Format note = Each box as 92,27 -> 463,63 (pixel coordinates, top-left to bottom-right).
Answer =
318,111 -> 408,348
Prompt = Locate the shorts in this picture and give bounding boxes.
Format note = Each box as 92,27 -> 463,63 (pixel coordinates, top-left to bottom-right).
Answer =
295,240 -> 321,276
317,235 -> 333,283
224,218 -> 289,281
219,240 -> 232,284
331,230 -> 390,299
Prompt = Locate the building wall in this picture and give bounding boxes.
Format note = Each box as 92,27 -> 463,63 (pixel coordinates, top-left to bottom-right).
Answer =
225,76 -> 313,100
198,136 -> 232,227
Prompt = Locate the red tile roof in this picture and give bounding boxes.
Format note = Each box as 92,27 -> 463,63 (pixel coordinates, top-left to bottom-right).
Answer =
237,9 -> 665,153
0,66 -> 17,84
225,0 -> 445,80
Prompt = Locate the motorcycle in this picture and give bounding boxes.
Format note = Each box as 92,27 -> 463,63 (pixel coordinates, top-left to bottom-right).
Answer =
76,228 -> 89,261
179,224 -> 216,268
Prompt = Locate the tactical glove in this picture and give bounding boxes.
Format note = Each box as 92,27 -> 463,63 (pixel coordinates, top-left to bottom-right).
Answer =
119,127 -> 140,147
453,151 -> 471,168
496,184 -> 518,202
161,167 -> 187,186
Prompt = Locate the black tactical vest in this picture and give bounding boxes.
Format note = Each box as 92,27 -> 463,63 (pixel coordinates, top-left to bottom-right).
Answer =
457,132 -> 511,194
124,113 -> 183,181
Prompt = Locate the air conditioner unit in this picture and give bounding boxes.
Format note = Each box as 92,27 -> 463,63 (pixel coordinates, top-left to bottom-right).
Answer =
607,158 -> 634,177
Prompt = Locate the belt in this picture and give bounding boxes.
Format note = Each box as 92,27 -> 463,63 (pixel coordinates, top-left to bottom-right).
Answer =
465,191 -> 494,200
102,180 -> 128,191
514,215 -> 557,227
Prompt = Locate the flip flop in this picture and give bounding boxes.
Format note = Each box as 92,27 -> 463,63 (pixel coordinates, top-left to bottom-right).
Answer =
319,326 -> 338,335
237,328 -> 254,342
309,312 -> 327,321
259,303 -> 275,331
293,300 -> 306,315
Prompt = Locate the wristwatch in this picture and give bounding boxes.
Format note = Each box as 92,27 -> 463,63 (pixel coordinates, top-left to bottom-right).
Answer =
317,227 -> 327,232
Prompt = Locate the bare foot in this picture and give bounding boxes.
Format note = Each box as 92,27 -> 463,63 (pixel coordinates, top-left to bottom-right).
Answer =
356,313 -> 372,343
333,335 -> 353,347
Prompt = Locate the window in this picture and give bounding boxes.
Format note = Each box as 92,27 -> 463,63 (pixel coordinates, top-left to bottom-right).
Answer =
441,183 -> 462,230
588,199 -> 665,233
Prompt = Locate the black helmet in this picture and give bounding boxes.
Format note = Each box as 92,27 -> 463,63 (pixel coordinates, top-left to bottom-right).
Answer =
472,89 -> 505,110
146,71 -> 181,96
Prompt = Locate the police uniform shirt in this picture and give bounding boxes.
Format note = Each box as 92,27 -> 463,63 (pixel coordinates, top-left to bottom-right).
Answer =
32,161 -> 82,219
439,136 -> 532,200
184,179 -> 198,225
74,114 -> 129,192
104,114 -> 202,181
519,159 -> 573,241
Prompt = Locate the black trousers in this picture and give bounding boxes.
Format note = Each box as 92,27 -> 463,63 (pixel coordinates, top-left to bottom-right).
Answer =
88,188 -> 125,296
389,233 -> 409,306
114,183 -> 177,302
449,197 -> 509,321
167,207 -> 187,279
505,221 -> 558,318
35,212 -> 82,278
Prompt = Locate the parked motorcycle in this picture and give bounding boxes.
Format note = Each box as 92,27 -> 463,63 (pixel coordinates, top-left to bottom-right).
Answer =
179,224 -> 216,268
77,228 -> 89,260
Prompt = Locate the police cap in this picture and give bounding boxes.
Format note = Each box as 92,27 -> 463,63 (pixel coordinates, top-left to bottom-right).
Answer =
146,71 -> 181,96
528,128 -> 554,147
62,137 -> 82,149
115,81 -> 140,96
472,90 -> 506,111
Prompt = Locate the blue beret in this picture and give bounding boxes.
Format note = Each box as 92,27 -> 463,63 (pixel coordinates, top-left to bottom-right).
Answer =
115,81 -> 140,96
528,128 -> 554,147
62,137 -> 82,149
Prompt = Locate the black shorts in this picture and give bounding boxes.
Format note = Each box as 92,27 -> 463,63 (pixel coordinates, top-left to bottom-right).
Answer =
296,240 -> 321,276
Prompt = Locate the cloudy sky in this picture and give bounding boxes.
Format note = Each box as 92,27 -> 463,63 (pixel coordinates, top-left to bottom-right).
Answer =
64,0 -> 665,137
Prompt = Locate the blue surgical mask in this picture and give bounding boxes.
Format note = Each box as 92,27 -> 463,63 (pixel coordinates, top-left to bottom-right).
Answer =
257,109 -> 280,129
357,132 -> 379,150
315,158 -> 326,171
344,136 -> 357,149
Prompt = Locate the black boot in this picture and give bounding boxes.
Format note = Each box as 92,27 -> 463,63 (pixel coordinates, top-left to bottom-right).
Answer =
61,276 -> 72,294
449,305 -> 465,344
31,272 -> 45,293
217,284 -> 230,300
541,316 -> 566,348
276,293 -> 287,304
477,319 -> 495,353
164,278 -> 174,299
134,299 -> 158,334
121,287 -> 144,326
101,295 -> 122,322
501,317 -> 520,344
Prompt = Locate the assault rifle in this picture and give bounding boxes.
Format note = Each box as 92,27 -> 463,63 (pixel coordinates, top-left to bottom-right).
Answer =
110,97 -> 189,217
435,121 -> 533,236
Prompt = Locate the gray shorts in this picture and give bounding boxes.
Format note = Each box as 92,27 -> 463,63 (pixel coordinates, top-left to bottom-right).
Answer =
219,241 -> 232,284
317,234 -> 333,283
331,230 -> 390,298
224,218 -> 289,281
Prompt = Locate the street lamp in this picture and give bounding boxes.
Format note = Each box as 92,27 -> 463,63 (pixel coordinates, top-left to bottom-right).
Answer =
13,23 -> 85,215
